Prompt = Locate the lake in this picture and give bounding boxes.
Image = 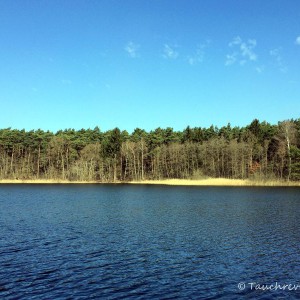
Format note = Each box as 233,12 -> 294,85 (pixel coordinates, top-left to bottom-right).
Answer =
0,185 -> 300,299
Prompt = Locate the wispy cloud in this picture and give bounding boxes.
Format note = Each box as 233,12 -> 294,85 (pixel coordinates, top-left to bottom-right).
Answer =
163,44 -> 179,59
270,48 -> 287,73
125,41 -> 140,58
225,53 -> 237,66
240,39 -> 257,61
295,36 -> 300,45
187,41 -> 210,66
226,36 -> 257,66
255,65 -> 265,73
229,36 -> 242,47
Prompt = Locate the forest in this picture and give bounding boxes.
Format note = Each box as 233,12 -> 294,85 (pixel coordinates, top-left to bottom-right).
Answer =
0,119 -> 299,182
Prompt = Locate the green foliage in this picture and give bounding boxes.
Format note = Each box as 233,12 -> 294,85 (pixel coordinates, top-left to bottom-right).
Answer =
131,128 -> 147,142
0,118 -> 299,182
104,127 -> 122,157
291,146 -> 300,180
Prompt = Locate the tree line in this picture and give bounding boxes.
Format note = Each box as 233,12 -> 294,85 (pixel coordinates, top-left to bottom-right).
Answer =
0,119 -> 299,182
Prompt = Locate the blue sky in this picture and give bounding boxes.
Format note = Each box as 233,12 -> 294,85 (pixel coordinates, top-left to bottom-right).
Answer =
0,0 -> 300,133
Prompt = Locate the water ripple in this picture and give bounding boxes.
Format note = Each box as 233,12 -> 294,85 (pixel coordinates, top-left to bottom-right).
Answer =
0,185 -> 300,299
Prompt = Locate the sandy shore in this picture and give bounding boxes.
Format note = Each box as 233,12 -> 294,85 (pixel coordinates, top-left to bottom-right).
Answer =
0,178 -> 299,186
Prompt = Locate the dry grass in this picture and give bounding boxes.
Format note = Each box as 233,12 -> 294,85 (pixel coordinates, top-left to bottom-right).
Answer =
129,178 -> 300,186
0,178 -> 299,186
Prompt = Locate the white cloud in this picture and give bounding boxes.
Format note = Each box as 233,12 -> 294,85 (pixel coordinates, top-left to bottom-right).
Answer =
229,36 -> 242,47
163,44 -> 178,59
240,41 -> 257,61
248,39 -> 257,47
270,48 -> 279,57
125,42 -> 140,58
270,48 -> 287,73
188,49 -> 204,65
295,36 -> 300,45
187,41 -> 210,66
226,36 -> 257,66
225,53 -> 237,66
255,66 -> 265,73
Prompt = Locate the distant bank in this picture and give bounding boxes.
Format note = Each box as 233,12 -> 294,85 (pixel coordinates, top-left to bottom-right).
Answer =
0,178 -> 299,186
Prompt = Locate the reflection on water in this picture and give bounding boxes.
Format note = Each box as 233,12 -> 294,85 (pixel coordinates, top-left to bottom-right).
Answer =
0,185 -> 300,299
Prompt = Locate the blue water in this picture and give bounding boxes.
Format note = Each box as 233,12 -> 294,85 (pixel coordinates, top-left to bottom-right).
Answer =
0,185 -> 300,299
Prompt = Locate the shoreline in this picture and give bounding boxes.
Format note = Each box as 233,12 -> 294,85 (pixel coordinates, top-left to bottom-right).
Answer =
0,178 -> 299,186
129,178 -> 300,186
